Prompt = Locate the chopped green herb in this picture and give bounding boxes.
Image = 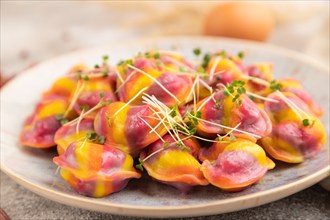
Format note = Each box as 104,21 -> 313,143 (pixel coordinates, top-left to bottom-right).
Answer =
83,75 -> 89,81
94,64 -> 100,69
99,92 -> 105,98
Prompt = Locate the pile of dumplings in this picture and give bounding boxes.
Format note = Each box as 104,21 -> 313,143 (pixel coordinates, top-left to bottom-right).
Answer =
20,50 -> 326,197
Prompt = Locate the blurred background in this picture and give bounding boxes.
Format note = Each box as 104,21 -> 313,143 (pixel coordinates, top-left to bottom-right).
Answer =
1,1 -> 329,86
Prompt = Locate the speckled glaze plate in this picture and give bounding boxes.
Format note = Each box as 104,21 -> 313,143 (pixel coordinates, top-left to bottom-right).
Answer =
1,36 -> 329,218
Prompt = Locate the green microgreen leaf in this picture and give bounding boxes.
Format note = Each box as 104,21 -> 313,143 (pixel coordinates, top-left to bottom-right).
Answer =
179,66 -> 187,72
102,55 -> 109,65
237,51 -> 245,59
302,119 -> 310,127
80,104 -> 90,111
98,136 -> 106,144
270,80 -> 283,91
153,53 -> 160,59
105,114 -> 111,127
102,69 -> 109,77
219,50 -> 226,58
193,48 -> 201,56
202,53 -> 211,68
230,133 -> 237,141
135,158 -> 144,171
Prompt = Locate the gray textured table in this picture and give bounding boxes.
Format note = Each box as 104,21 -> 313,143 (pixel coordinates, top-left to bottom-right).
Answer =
1,171 -> 329,220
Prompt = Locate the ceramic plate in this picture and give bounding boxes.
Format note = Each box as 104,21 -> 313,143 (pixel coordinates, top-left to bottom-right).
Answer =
1,36 -> 329,218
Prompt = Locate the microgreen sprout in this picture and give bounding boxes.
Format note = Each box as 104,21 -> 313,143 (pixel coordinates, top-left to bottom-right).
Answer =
80,104 -> 90,111
55,114 -> 69,125
270,80 -> 283,91
153,53 -> 160,59
99,92 -> 104,98
102,69 -> 109,77
215,98 -> 221,109
219,50 -> 226,58
237,51 -> 245,59
86,132 -> 106,144
302,118 -> 315,127
135,158 -> 144,171
193,48 -> 201,56
202,53 -> 212,68
223,80 -> 246,107
179,66 -> 187,72
102,55 -> 109,65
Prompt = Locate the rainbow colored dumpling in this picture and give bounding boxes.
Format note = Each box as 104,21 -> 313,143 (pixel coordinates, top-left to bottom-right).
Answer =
117,52 -> 193,106
20,96 -> 69,148
140,134 -> 209,193
54,118 -> 95,155
279,78 -> 323,116
199,134 -> 257,162
53,141 -> 141,197
260,91 -> 326,163
195,90 -> 272,138
94,102 -> 168,156
201,140 -> 275,191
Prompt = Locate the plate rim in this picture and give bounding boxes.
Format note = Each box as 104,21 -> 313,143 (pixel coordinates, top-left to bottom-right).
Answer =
1,35 -> 329,218
2,163 -> 329,218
